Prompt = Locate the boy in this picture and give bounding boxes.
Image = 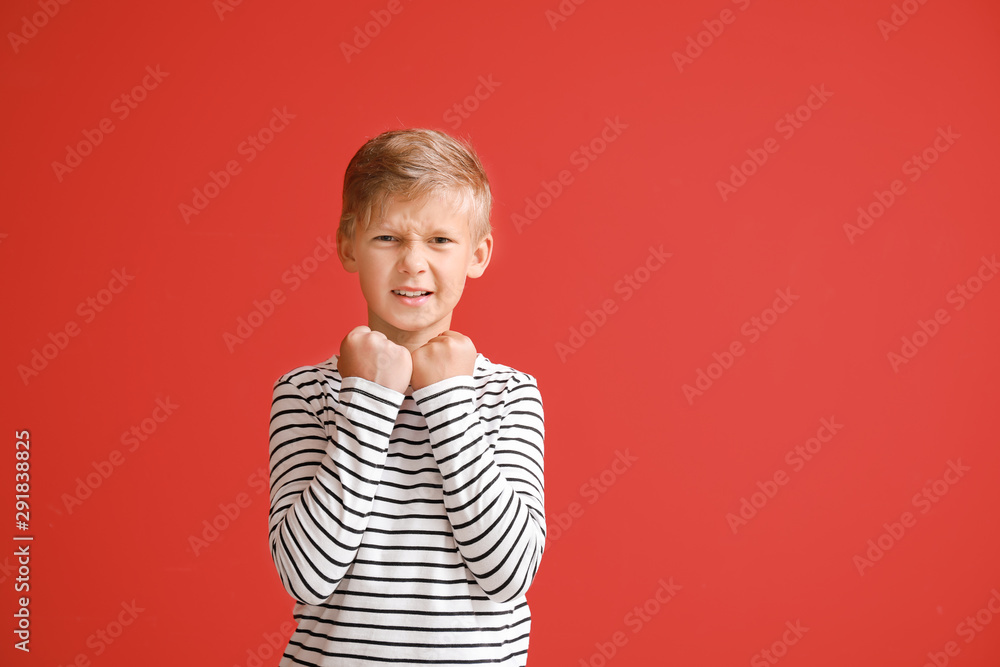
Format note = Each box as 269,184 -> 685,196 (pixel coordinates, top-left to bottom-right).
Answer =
267,129 -> 546,666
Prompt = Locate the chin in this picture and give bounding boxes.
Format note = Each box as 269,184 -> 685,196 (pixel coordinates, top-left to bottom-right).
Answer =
385,314 -> 436,333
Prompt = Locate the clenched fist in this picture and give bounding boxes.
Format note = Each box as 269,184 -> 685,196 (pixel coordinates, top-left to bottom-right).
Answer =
337,326 -> 413,394
410,331 -> 477,390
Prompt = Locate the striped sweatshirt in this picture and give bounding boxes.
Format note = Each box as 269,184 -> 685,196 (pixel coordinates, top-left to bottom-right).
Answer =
267,352 -> 546,666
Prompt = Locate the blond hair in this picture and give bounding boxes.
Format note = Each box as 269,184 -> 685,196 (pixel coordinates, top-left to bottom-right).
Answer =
339,129 -> 492,245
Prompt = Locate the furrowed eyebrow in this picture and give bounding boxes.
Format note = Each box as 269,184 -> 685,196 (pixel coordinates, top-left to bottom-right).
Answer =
367,222 -> 397,236
368,225 -> 461,238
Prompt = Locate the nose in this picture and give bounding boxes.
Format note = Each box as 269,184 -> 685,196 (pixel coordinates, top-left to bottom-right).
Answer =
397,241 -> 427,273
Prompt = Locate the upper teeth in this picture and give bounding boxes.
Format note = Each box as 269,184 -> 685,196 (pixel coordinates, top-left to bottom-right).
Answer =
395,290 -> 428,297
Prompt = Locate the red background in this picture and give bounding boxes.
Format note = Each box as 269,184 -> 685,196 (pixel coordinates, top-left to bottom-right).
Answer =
3,0 -> 1000,665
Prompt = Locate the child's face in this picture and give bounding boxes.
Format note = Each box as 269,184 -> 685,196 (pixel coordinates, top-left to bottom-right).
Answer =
337,192 -> 492,349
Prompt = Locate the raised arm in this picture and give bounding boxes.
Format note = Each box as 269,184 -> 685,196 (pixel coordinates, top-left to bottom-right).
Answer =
412,371 -> 546,603
267,371 -> 404,605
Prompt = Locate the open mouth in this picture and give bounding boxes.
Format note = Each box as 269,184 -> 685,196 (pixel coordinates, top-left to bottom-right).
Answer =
391,289 -> 434,306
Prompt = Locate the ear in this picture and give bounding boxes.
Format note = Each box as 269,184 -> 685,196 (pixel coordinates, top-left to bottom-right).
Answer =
467,233 -> 493,279
337,227 -> 358,273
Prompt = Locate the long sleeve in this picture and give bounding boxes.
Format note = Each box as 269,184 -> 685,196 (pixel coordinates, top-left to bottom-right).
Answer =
411,371 -> 546,604
267,370 -> 404,605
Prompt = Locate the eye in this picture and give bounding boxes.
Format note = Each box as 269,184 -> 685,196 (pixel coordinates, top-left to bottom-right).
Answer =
373,235 -> 396,242
431,237 -> 452,244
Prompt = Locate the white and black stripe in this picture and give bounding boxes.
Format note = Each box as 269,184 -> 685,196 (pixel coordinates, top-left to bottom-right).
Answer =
268,353 -> 546,666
